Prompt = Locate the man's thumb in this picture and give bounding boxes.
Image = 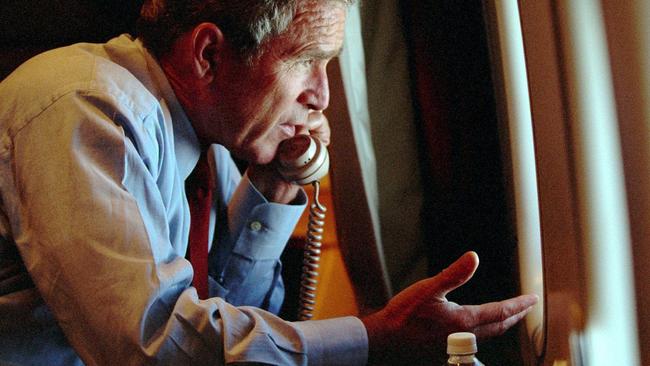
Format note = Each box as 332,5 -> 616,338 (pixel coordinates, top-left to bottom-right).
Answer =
431,251 -> 480,299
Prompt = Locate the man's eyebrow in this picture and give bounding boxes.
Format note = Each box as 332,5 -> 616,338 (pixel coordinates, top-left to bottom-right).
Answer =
304,47 -> 343,60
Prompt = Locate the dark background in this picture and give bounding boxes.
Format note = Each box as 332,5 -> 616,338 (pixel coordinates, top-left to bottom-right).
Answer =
0,0 -> 143,79
400,1 -> 522,364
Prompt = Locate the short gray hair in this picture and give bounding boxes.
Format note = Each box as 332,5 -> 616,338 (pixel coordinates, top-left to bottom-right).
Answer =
137,0 -> 354,63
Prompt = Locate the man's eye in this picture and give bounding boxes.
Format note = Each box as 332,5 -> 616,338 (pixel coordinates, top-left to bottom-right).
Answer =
285,58 -> 319,72
299,58 -> 315,67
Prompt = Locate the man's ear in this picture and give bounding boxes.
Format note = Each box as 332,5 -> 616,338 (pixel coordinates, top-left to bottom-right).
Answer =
190,22 -> 225,82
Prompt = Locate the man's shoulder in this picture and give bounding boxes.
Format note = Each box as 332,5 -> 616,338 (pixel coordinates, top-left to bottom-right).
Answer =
0,35 -> 160,124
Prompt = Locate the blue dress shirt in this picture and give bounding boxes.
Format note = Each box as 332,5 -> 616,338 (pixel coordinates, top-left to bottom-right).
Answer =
0,34 -> 367,365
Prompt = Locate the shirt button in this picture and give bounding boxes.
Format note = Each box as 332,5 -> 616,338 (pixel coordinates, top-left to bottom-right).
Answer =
249,221 -> 263,231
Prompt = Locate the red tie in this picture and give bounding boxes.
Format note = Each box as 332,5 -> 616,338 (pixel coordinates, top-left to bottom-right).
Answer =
185,152 -> 212,299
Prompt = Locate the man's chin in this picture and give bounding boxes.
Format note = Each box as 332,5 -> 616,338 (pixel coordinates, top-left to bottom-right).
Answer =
244,148 -> 276,166
230,140 -> 278,165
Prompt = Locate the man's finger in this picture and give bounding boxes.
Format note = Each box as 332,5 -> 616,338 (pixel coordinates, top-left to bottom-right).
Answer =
472,305 -> 535,340
464,294 -> 539,325
306,110 -> 330,145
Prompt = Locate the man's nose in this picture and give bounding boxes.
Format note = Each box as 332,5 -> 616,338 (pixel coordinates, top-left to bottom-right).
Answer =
298,68 -> 330,111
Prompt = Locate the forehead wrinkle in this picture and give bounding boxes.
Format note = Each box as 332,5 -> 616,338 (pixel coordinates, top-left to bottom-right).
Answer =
293,0 -> 346,28
275,0 -> 346,58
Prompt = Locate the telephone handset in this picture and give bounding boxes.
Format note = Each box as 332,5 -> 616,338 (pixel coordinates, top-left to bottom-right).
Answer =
276,134 -> 330,185
276,135 -> 329,321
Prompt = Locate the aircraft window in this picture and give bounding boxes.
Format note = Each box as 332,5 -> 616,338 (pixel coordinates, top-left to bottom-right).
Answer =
506,0 -> 643,364
601,1 -> 650,364
548,2 -> 640,365
484,0 -> 544,357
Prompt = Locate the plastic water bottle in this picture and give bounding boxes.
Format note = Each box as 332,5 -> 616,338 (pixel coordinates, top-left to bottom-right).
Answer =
445,332 -> 485,366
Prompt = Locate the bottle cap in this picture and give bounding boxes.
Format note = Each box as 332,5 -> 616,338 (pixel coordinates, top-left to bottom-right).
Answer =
447,332 -> 478,355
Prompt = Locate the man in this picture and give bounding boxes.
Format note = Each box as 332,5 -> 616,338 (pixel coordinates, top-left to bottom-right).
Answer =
0,0 -> 537,365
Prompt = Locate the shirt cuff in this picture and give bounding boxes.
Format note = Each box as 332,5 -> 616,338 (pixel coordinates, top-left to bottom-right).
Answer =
228,173 -> 307,260
294,316 -> 368,366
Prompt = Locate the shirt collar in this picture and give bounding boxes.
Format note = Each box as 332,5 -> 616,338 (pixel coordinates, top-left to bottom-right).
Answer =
136,38 -> 201,180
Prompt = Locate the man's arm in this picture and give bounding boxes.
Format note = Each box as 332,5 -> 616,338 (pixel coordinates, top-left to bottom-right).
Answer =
207,143 -> 307,312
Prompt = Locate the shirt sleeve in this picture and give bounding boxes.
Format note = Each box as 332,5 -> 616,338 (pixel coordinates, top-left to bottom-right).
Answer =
208,148 -> 307,312
8,89 -> 367,365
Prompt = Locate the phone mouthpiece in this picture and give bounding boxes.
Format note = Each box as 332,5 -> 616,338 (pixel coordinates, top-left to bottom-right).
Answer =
277,135 -> 330,185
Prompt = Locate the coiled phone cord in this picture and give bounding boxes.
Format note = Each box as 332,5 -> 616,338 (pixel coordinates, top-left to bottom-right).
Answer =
297,181 -> 326,321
